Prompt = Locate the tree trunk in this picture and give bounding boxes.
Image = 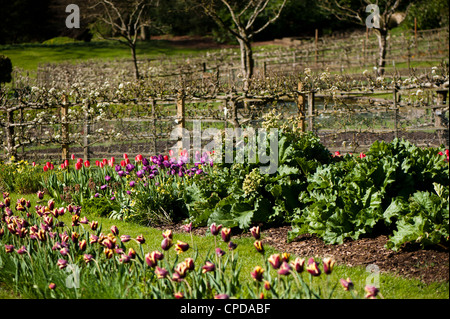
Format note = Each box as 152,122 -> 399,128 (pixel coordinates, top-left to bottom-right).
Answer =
376,29 -> 388,76
238,37 -> 254,92
131,44 -> 140,80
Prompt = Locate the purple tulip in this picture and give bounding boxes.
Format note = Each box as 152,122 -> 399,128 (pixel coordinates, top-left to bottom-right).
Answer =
100,185 -> 107,190
105,175 -> 111,182
129,181 -> 135,187
136,170 -> 144,178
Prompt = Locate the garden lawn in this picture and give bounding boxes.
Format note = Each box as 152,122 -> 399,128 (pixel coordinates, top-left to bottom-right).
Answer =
0,192 -> 448,299
0,39 -> 211,72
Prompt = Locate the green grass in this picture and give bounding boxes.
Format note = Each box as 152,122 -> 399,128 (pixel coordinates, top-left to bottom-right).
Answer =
0,38 -> 212,72
1,191 -> 448,299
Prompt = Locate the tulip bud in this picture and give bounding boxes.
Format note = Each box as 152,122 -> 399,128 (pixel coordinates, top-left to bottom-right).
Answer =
277,261 -> 291,276
57,259 -> 68,269
48,283 -> 56,290
250,226 -> 261,240
135,235 -> 145,244
17,246 -> 28,255
155,266 -> 168,279
291,257 -> 305,273
90,221 -> 98,231
79,240 -> 87,251
253,240 -> 264,253
323,257 -> 335,275
37,191 -> 44,200
120,235 -> 131,243
364,285 -> 380,299
210,223 -> 222,236
145,253 -> 157,268
162,229 -> 173,239
174,240 -> 189,254
184,258 -> 195,271
83,254 -> 93,264
306,257 -> 321,276
161,237 -> 173,251
4,244 -> 14,253
201,261 -> 216,273
221,227 -> 231,243
340,278 -> 354,291
251,266 -> 264,282
110,225 -> 119,236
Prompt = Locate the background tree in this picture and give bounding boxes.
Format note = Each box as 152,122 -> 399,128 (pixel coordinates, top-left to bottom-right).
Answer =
87,0 -> 157,80
318,0 -> 415,76
195,0 -> 288,91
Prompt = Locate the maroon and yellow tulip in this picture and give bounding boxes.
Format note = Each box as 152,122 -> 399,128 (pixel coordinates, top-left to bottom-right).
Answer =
323,257 -> 335,275
253,240 -> 264,253
201,261 -> 216,273
268,254 -> 282,269
251,266 -> 264,282
306,257 -> 321,276
174,241 -> 189,254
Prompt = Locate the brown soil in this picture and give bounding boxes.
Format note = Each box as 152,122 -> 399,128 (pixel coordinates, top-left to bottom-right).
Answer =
155,223 -> 449,285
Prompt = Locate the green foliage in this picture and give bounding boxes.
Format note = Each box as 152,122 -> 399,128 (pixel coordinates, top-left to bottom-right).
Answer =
186,129 -> 332,230
0,160 -> 45,194
83,196 -> 117,218
290,139 -> 449,250
403,0 -> 449,30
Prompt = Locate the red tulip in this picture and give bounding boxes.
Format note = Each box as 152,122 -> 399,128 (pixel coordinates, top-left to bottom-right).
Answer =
120,160 -> 126,167
135,154 -> 143,162
71,154 -> 75,160
75,162 -> 82,170
64,159 -> 69,167
95,160 -> 100,166
43,166 -> 49,172
84,160 -> 90,167
123,153 -> 128,159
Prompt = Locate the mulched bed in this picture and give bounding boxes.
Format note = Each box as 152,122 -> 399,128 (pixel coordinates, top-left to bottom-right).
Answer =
155,223 -> 449,285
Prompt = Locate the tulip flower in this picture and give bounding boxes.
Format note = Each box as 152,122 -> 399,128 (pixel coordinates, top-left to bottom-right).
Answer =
184,258 -> 195,271
75,162 -> 82,170
161,237 -> 173,251
79,240 -> 87,251
57,259 -> 68,269
323,257 -> 335,275
210,223 -> 222,236
60,247 -> 70,256
228,241 -> 238,251
135,235 -> 145,244
277,261 -> 291,276
253,240 -> 264,253
215,248 -> 226,257
291,257 -> 305,273
268,254 -> 282,269
306,257 -> 321,276
161,229 -> 172,240
151,250 -> 164,261
104,248 -> 114,259
37,191 -> 44,200
250,226 -> 261,240
71,154 -> 75,160
221,227 -> 231,243
182,222 -> 192,233
120,235 -> 131,243
174,241 -> 189,254
119,254 -> 131,263
251,266 -> 264,282
174,292 -> 184,299
359,152 -> 366,159
281,252 -> 290,263
84,160 -> 90,167
340,278 -> 354,291
175,262 -> 189,278
201,261 -> 216,273
145,253 -> 157,267
83,254 -> 93,264
5,244 -> 14,253
90,221 -> 99,231
364,285 -> 380,299
48,283 -> 56,290
155,266 -> 169,279
110,225 -> 119,236
127,248 -> 136,259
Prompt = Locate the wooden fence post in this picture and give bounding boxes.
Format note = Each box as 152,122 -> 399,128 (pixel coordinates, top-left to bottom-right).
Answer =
151,99 -> 157,155
83,102 -> 90,161
308,90 -> 315,132
315,29 -> 319,66
176,89 -> 185,152
393,87 -> 398,139
61,94 -> 69,161
297,82 -> 306,132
